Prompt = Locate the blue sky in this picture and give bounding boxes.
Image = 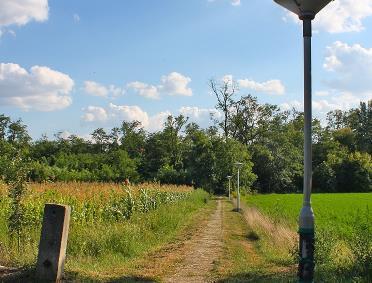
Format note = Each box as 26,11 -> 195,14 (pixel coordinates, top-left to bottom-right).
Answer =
1,0 -> 372,139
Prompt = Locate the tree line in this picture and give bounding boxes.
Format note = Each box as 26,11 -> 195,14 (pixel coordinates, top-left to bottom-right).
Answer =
0,79 -> 371,194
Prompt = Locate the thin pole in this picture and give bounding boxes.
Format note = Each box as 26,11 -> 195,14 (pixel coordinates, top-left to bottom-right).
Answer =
298,17 -> 315,283
237,169 -> 240,211
228,178 -> 231,200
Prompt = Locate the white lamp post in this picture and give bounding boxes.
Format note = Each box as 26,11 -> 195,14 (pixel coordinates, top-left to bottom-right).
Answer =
273,0 -> 333,281
227,175 -> 232,200
234,162 -> 243,211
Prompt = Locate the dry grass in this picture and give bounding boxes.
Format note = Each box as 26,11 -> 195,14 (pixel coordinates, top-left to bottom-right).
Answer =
243,206 -> 297,251
215,199 -> 296,282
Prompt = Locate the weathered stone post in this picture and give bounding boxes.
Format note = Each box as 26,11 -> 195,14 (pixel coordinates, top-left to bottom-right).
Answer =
36,204 -> 71,282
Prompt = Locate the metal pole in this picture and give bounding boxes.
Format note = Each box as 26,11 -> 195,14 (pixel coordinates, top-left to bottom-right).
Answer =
298,16 -> 315,283
237,168 -> 240,211
228,178 -> 231,200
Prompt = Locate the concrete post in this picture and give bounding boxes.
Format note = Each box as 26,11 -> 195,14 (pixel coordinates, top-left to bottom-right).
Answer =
36,204 -> 71,282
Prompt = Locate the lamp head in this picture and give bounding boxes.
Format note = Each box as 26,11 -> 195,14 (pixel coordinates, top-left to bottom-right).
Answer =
234,162 -> 243,168
274,0 -> 333,19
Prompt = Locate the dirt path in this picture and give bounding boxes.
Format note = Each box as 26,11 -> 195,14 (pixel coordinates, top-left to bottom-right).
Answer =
162,198 -> 224,283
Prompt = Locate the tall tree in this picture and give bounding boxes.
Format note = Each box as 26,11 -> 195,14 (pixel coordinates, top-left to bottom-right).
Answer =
209,78 -> 237,140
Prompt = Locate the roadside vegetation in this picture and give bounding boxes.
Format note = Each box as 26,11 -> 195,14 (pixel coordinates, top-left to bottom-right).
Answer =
244,193 -> 372,281
0,182 -> 210,279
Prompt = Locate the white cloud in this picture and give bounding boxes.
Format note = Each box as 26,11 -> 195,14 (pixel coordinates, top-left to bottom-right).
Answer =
81,104 -> 220,132
81,103 -> 172,132
282,0 -> 372,33
81,106 -> 108,122
109,103 -> 150,126
179,106 -> 222,128
59,130 -> 72,139
238,78 -> 285,95
110,103 -> 172,131
0,0 -> 48,34
315,0 -> 372,33
160,72 -> 192,96
127,81 -> 159,99
84,80 -> 124,98
315,91 -> 330,97
280,92 -> 370,114
0,63 -> 74,111
280,100 -> 303,111
148,111 -> 172,132
127,72 -> 192,99
291,41 -> 372,119
222,74 -> 234,84
323,41 -> 372,94
84,81 -> 108,97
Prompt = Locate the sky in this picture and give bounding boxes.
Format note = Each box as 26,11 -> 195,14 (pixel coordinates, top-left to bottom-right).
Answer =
1,0 -> 372,139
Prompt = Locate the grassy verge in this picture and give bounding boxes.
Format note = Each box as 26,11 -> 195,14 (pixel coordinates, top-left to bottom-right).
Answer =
0,186 -> 211,281
244,193 -> 372,282
66,189 -> 211,280
215,199 -> 296,282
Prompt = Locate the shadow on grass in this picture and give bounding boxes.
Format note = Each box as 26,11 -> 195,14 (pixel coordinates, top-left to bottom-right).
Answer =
217,272 -> 296,283
0,268 -> 156,283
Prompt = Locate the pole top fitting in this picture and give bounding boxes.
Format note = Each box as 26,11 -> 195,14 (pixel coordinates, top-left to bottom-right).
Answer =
299,11 -> 315,20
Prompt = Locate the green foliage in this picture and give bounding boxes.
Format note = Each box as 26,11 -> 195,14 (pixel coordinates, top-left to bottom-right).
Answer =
0,185 -> 209,270
1,98 -> 371,194
244,193 -> 372,280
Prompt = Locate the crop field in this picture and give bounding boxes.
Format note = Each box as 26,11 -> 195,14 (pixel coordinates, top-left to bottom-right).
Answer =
244,193 -> 372,281
0,182 -> 210,279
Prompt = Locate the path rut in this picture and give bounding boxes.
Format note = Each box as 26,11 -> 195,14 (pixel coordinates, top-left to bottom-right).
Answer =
163,198 -> 223,283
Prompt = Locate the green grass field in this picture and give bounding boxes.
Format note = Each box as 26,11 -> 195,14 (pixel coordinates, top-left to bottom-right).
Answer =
244,193 -> 372,281
245,193 -> 371,238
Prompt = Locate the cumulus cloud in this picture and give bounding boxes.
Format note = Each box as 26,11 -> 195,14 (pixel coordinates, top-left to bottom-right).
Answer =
81,103 -> 172,132
315,91 -> 330,97
322,41 -> 372,102
127,72 -> 192,99
127,81 -> 159,99
280,92 -> 369,115
280,41 -> 372,119
109,103 -> 150,125
59,130 -> 72,139
179,106 -> 222,128
0,0 -> 48,34
148,111 -> 172,132
0,62 -> 74,111
238,78 -> 285,95
280,100 -> 303,111
159,72 -> 192,96
81,103 -> 220,132
81,106 -> 108,122
84,80 -> 124,98
84,81 -> 108,97
283,0 -> 372,33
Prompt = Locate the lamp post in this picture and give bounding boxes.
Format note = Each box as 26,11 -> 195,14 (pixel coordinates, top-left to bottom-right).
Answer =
273,0 -> 333,282
227,175 -> 232,200
234,162 -> 243,211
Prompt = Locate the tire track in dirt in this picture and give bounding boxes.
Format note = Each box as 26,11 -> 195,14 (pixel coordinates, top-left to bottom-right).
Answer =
162,198 -> 224,283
